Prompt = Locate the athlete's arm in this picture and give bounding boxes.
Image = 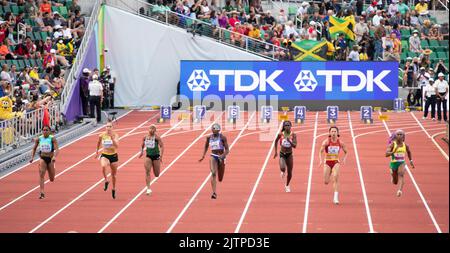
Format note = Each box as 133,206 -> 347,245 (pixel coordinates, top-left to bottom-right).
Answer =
111,133 -> 119,148
385,143 -> 395,157
221,135 -> 229,159
318,139 -> 327,165
139,137 -> 146,158
290,133 -> 297,148
30,138 -> 39,163
406,144 -> 415,168
199,136 -> 210,162
157,135 -> 164,162
341,141 -> 348,165
95,134 -> 102,159
52,138 -> 59,160
273,134 -> 280,159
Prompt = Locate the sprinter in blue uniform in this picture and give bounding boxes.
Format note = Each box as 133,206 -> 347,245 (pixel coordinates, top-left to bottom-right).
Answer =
30,125 -> 59,199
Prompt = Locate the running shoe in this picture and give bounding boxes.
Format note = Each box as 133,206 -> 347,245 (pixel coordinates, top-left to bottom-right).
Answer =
146,188 -> 152,195
333,197 -> 339,205
396,190 -> 402,197
104,181 -> 109,191
285,185 -> 291,193
112,189 -> 116,199
422,116 -> 426,119
39,193 -> 45,199
211,193 -> 217,199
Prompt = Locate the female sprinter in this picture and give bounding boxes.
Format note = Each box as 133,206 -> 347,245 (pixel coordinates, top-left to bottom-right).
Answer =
385,129 -> 415,197
95,121 -> 119,199
199,123 -> 229,199
139,124 -> 164,195
30,125 -> 59,199
273,121 -> 297,192
319,126 -> 348,204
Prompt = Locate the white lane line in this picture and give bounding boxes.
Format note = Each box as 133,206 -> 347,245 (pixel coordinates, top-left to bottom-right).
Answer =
166,112 -> 256,233
0,112 -> 158,213
379,111 -> 442,233
0,110 -> 135,180
29,119 -> 186,233
232,115 -> 293,233
97,112 -> 225,233
347,111 -> 375,233
301,112 -> 319,233
410,112 -> 448,161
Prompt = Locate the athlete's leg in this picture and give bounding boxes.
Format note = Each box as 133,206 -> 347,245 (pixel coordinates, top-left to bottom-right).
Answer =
285,154 -> 294,186
39,159 -> 48,197
217,159 -> 225,182
397,163 -> 406,196
279,155 -> 287,174
110,161 -> 119,190
391,166 -> 399,185
100,157 -> 110,182
210,157 -> 218,196
144,157 -> 152,189
48,159 -> 56,182
323,164 -> 332,185
152,158 -> 161,178
331,163 -> 341,193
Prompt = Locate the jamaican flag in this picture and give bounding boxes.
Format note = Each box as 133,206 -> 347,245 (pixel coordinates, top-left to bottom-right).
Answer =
289,39 -> 328,61
329,15 -> 356,41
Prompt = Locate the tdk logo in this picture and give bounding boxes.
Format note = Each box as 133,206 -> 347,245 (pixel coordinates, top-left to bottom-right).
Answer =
317,70 -> 392,92
187,70 -> 211,91
294,71 -> 318,92
187,69 -> 392,92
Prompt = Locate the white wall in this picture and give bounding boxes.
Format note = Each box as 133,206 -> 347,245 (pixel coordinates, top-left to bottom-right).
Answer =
104,6 -> 267,107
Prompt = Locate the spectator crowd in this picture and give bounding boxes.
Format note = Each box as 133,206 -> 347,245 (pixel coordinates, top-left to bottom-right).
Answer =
0,0 -> 85,115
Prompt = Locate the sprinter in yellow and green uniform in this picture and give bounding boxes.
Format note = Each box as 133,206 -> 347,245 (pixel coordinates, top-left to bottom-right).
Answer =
30,125 -> 59,199
385,130 -> 415,197
139,125 -> 164,196
96,121 -> 119,199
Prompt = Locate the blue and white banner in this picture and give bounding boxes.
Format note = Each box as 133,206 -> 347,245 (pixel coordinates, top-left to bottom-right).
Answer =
180,61 -> 398,101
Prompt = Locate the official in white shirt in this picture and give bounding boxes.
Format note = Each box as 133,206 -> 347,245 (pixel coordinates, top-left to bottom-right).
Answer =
434,72 -> 449,122
89,74 -> 103,123
423,78 -> 437,120
416,67 -> 430,106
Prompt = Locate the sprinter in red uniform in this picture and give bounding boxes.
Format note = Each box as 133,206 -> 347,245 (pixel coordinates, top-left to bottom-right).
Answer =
319,126 -> 348,204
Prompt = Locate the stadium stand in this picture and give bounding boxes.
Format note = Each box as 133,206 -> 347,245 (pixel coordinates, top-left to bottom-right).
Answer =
0,0 -> 86,153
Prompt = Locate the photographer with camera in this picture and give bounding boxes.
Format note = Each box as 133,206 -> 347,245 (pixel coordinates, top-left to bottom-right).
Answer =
100,66 -> 116,109
80,68 -> 90,116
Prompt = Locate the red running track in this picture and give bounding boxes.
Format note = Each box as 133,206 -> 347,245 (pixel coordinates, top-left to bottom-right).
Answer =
0,110 -> 447,233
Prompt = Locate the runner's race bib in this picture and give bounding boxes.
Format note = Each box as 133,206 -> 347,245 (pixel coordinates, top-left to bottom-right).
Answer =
103,139 -> 113,148
39,143 -> 52,153
210,139 -> 221,150
281,138 -> 291,148
328,146 -> 340,154
145,139 -> 155,149
394,153 -> 405,161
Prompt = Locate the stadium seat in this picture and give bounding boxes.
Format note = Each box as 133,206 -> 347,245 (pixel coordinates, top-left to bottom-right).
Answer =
34,32 -> 42,41
60,6 -> 69,18
421,40 -> 429,48
440,40 -> 448,47
429,40 -> 439,48
400,29 -> 410,39
437,52 -> 447,59
401,40 -> 408,51
288,6 -> 297,17
11,5 -> 19,15
430,17 -> 437,24
3,5 -> 11,13
41,32 -> 49,40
